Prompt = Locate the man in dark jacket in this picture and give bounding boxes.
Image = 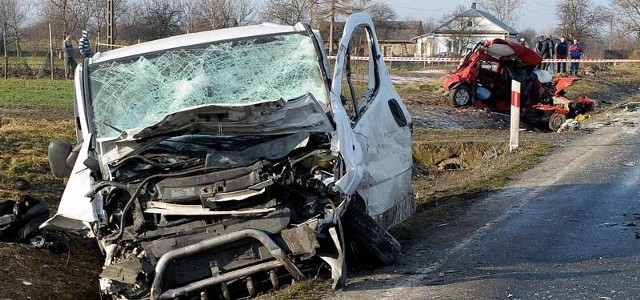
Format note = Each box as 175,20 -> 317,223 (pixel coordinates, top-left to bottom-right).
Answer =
555,36 -> 569,73
546,35 -> 555,73
62,31 -> 77,79
534,36 -> 546,69
539,36 -> 551,70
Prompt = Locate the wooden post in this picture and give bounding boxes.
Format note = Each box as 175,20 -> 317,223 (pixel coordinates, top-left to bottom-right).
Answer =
49,23 -> 54,81
3,22 -> 7,79
510,80 -> 521,152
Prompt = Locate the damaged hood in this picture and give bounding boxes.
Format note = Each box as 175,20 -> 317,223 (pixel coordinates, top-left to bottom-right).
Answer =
97,94 -> 334,162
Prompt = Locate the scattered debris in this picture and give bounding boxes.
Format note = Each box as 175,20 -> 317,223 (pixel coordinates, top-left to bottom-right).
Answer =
0,195 -> 69,253
574,114 -> 591,122
557,119 -> 581,132
625,102 -> 640,111
483,147 -> 501,162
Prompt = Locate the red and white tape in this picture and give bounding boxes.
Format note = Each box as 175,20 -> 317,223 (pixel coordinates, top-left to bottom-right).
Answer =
328,56 -> 640,63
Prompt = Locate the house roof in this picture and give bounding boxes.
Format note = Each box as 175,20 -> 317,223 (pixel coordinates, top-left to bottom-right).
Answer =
469,9 -> 518,35
374,21 -> 424,42
413,7 -> 517,40
319,20 -> 424,43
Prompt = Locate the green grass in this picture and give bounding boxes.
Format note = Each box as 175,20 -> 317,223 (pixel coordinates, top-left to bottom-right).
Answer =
0,78 -> 74,109
4,56 -> 47,67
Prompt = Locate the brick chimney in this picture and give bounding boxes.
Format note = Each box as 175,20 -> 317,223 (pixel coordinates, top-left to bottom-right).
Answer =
472,2 -> 477,9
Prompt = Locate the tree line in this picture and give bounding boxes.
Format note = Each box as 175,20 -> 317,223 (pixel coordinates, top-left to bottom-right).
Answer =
1,0 -> 638,57
0,0 -> 395,54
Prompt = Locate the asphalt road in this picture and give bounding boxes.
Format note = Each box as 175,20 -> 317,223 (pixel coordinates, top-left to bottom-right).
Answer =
332,108 -> 640,300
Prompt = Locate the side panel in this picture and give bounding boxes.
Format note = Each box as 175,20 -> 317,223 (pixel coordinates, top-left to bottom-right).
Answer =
331,13 -> 413,228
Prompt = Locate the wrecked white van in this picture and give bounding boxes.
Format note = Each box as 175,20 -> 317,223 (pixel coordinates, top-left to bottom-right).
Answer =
44,13 -> 413,299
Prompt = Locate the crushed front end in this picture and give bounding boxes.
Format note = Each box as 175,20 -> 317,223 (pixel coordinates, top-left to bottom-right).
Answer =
92,131 -> 349,299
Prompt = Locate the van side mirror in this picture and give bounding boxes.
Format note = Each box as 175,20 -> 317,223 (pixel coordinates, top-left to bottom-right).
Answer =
48,139 -> 79,178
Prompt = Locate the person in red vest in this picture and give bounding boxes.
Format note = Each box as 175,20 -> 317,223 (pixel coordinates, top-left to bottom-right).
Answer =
568,38 -> 584,76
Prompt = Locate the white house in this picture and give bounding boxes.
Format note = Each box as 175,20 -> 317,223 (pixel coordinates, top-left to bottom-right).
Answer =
411,2 -> 518,57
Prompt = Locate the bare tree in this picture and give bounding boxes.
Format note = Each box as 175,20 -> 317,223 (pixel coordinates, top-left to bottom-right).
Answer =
120,0 -> 182,41
42,0 -> 98,34
421,16 -> 437,33
0,0 -> 30,56
518,27 -> 536,47
555,0 -> 610,40
181,0 -> 204,32
195,0 -> 257,29
611,0 -> 640,41
261,0 -> 314,25
356,2 -> 397,21
477,0 -> 523,28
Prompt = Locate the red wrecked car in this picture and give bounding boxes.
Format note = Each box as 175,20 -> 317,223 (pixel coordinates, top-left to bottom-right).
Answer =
443,39 -> 593,131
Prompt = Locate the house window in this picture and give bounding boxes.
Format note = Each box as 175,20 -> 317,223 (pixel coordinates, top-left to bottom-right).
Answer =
467,20 -> 473,27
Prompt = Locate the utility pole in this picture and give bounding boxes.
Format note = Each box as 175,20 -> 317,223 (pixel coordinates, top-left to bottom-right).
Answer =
3,22 -> 7,79
107,0 -> 114,49
609,14 -> 613,50
328,0 -> 336,56
49,23 -> 54,80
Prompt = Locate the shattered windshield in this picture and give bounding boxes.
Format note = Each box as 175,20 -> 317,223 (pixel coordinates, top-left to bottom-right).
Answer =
89,33 -> 328,138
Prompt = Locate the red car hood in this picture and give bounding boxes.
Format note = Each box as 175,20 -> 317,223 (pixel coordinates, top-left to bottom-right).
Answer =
554,77 -> 580,95
484,39 -> 542,65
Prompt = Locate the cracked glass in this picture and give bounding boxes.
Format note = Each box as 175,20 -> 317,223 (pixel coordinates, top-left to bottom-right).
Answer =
89,33 -> 328,138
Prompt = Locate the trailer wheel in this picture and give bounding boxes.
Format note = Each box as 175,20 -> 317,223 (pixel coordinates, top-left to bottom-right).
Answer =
449,85 -> 473,107
548,113 -> 567,131
342,204 -> 401,265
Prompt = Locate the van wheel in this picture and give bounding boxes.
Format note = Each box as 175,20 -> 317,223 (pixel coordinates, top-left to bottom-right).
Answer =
342,204 -> 401,265
450,85 -> 473,107
548,113 -> 567,131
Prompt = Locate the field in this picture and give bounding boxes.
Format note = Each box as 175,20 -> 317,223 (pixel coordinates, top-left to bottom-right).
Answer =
1,65 -> 639,299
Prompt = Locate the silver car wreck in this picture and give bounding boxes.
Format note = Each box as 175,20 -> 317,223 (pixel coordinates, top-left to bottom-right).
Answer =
44,13 -> 413,299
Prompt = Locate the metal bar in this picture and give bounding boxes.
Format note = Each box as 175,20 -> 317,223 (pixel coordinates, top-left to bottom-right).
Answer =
3,22 -> 7,79
158,260 -> 284,300
49,23 -> 54,81
150,229 -> 306,300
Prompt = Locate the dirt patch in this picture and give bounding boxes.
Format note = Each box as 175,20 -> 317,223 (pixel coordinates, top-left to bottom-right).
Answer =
1,108 -> 74,120
0,237 -> 102,300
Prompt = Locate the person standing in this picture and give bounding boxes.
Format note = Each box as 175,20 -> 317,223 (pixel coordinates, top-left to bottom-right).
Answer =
534,36 -> 545,69
540,36 -> 551,70
555,36 -> 569,74
79,30 -> 91,59
546,35 -> 555,73
62,31 -> 77,79
569,38 -> 583,76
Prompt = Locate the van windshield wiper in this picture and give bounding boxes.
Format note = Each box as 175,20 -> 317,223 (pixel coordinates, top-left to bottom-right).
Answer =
103,122 -> 128,139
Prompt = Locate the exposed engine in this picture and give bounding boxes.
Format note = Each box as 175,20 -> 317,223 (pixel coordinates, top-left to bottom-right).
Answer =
89,132 -> 347,299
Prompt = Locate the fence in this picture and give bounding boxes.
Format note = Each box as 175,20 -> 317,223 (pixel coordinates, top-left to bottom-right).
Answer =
1,47 -> 87,79
3,49 -> 639,80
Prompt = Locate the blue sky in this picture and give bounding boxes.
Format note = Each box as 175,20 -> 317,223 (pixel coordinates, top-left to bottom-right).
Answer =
384,0 -> 610,32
